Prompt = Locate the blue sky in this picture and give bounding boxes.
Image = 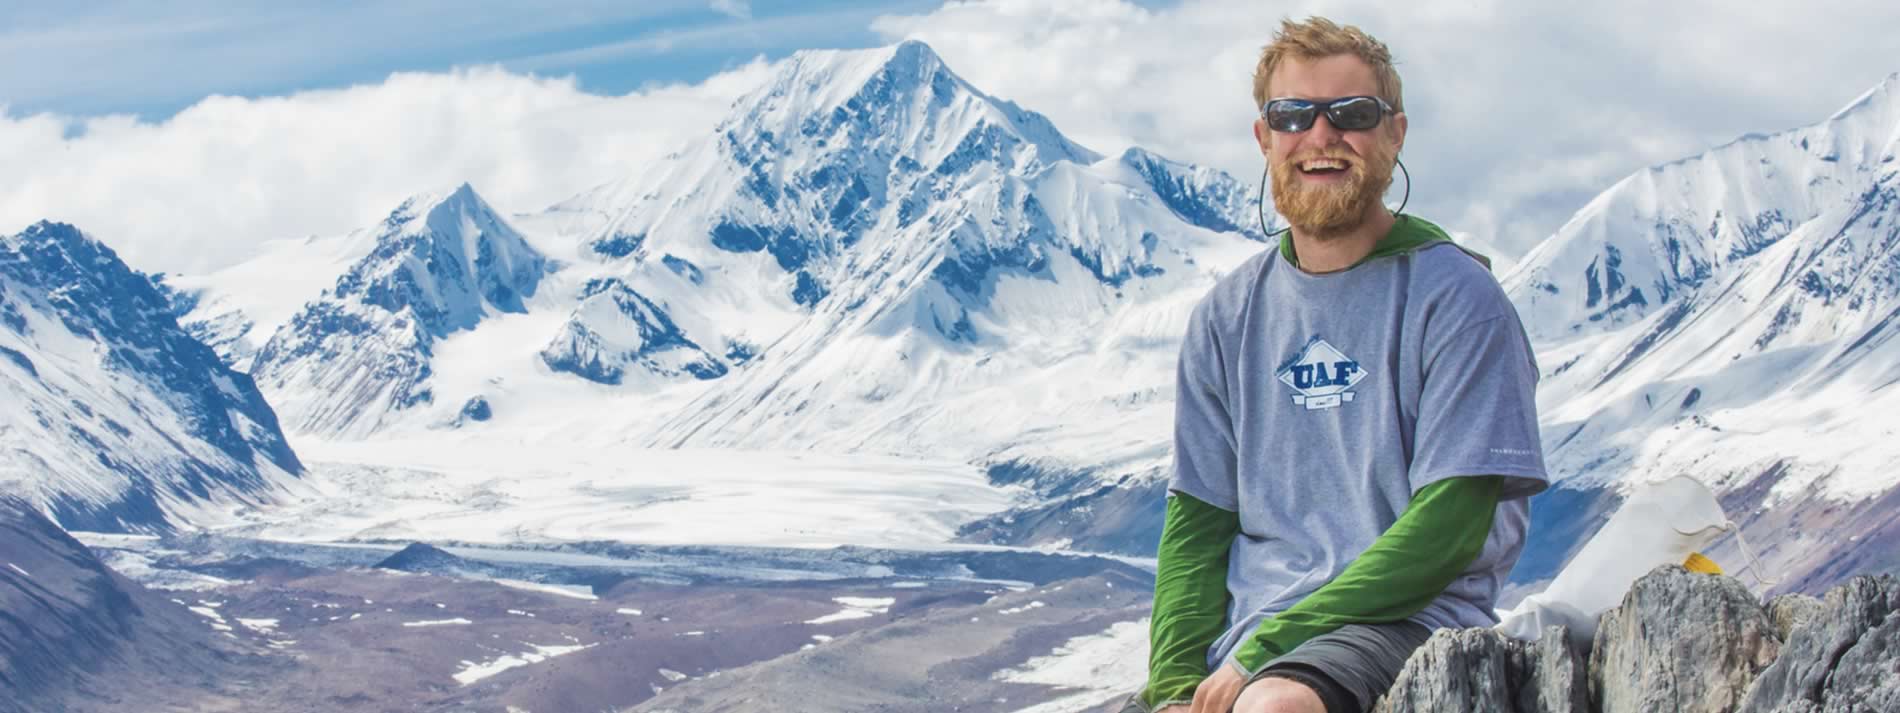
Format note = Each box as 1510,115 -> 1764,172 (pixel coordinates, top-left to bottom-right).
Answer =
2,0 -> 1170,120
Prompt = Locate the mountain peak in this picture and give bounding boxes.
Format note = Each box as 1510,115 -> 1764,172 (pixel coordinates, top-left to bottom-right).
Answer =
250,184 -> 551,437
14,220 -> 107,260
380,183 -> 504,240
2,220 -> 302,530
722,40 -> 1098,173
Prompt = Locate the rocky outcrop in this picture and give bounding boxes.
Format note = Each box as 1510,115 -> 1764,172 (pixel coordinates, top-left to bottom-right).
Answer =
1374,625 -> 1588,713
1738,576 -> 1900,712
1375,567 -> 1900,713
1591,567 -> 1783,712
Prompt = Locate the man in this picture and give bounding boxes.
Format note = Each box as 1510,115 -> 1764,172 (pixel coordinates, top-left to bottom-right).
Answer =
1130,17 -> 1549,713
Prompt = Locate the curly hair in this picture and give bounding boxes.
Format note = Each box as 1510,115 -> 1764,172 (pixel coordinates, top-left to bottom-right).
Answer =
1251,17 -> 1403,113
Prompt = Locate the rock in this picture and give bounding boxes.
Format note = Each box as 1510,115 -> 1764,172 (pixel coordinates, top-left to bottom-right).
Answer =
372,542 -> 470,574
1373,625 -> 1586,713
1738,575 -> 1900,712
1765,594 -> 1826,641
1371,568 -> 1900,713
1525,626 -> 1592,713
1591,566 -> 1782,713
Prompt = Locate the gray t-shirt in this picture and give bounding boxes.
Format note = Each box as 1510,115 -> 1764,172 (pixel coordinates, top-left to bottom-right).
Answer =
1168,236 -> 1549,671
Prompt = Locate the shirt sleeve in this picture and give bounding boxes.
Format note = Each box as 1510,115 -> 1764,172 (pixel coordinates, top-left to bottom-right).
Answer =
1228,475 -> 1502,675
1166,297 -> 1238,510
1409,308 -> 1549,500
1140,491 -> 1240,709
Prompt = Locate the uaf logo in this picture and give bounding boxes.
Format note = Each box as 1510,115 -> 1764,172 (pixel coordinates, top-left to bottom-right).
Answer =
1275,337 -> 1366,411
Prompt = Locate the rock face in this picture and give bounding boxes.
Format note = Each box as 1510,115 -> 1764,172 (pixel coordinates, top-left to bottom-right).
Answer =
1,221 -> 303,532
1738,576 -> 1900,712
1374,626 -> 1588,713
1591,567 -> 1783,713
1374,567 -> 1900,713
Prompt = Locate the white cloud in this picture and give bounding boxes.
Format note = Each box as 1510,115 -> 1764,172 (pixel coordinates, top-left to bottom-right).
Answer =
870,0 -> 1900,258
0,61 -> 773,274
710,0 -> 753,21
7,0 -> 1898,276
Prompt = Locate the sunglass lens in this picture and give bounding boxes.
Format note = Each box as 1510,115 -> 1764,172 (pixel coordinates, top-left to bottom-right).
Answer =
1328,97 -> 1384,130
1266,100 -> 1316,132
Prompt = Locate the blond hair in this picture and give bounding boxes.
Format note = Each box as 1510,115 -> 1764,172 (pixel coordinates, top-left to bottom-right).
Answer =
1251,17 -> 1403,113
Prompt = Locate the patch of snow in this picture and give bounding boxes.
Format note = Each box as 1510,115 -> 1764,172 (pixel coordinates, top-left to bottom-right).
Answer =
658,668 -> 689,682
237,618 -> 279,633
1000,601 -> 1047,615
806,595 -> 895,624
616,608 -> 643,616
453,642 -> 596,685
494,578 -> 597,600
996,619 -> 1149,713
402,618 -> 473,627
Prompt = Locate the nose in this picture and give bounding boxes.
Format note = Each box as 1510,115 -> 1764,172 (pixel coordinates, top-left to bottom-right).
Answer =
1307,113 -> 1345,146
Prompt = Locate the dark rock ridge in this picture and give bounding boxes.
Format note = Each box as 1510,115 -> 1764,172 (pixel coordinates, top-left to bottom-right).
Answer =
0,497 -> 258,713
1372,566 -> 1900,713
372,542 -> 472,575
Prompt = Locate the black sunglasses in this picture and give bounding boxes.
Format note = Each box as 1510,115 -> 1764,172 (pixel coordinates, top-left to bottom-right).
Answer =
1261,96 -> 1395,133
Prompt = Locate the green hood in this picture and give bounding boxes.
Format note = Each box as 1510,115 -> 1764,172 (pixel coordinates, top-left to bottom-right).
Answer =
1279,214 -> 1491,272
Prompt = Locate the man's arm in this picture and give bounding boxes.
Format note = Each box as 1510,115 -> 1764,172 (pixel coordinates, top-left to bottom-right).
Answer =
1228,475 -> 1503,675
1141,491 -> 1240,708
1143,295 -> 1242,709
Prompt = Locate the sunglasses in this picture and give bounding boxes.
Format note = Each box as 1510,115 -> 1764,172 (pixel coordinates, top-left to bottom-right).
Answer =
1261,96 -> 1396,133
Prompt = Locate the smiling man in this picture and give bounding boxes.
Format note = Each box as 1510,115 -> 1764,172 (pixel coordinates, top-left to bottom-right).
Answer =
1129,17 -> 1550,713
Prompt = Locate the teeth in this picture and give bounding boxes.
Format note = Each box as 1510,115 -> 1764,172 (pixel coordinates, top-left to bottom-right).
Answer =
1300,158 -> 1347,171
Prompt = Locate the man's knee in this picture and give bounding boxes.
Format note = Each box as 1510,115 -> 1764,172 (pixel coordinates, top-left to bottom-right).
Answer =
1232,675 -> 1327,713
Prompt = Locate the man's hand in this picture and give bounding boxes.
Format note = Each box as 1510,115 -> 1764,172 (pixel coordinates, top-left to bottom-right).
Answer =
1188,663 -> 1247,713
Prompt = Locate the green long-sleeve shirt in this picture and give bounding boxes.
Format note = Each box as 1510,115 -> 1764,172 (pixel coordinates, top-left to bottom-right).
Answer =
1140,475 -> 1501,709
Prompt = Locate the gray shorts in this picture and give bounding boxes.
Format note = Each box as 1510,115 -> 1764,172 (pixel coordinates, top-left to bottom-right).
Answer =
1120,621 -> 1431,713
1246,621 -> 1432,713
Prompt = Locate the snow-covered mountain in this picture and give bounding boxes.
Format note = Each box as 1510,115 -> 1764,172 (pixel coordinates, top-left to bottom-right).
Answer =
0,222 -> 303,532
1504,73 -> 1900,591
596,41 -> 1269,467
184,40 -> 1271,487
160,227 -> 380,372
245,184 -> 552,437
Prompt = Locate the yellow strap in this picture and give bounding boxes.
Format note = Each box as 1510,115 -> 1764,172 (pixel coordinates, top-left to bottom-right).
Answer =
1683,551 -> 1723,575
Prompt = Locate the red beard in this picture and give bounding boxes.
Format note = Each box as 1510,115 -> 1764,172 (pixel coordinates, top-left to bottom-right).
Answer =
1270,145 -> 1395,237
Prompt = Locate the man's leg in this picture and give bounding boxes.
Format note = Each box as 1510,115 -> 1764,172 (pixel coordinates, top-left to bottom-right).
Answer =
1232,674 -> 1327,713
1232,621 -> 1432,713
